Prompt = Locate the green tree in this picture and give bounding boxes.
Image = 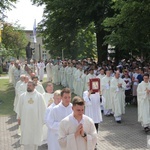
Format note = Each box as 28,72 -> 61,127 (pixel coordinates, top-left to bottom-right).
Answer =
2,23 -> 27,59
32,0 -> 114,63
0,0 -> 17,19
103,0 -> 150,62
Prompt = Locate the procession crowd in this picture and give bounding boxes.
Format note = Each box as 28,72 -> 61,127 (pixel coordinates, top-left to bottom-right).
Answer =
6,58 -> 150,150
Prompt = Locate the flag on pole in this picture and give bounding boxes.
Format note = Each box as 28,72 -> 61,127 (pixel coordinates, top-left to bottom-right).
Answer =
33,19 -> 37,43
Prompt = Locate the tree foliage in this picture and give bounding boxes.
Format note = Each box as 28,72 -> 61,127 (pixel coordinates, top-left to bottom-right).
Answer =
103,0 -> 150,61
2,23 -> 27,59
0,0 -> 17,19
32,0 -> 114,62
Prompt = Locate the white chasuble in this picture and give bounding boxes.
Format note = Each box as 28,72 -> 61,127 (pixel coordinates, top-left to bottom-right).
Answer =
16,90 -> 46,146
58,114 -> 97,150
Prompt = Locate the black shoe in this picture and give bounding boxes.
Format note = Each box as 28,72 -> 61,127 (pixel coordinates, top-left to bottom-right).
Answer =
144,127 -> 149,133
116,120 -> 121,124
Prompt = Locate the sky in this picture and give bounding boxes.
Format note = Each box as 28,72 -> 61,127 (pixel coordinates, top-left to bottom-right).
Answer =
5,0 -> 44,30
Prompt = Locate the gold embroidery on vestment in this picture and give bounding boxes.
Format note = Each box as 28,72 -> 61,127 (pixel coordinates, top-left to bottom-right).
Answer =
28,98 -> 34,104
49,98 -> 53,105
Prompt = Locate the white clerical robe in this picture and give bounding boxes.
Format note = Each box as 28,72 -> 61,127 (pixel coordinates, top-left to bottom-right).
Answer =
53,64 -> 60,85
137,81 -> 150,127
81,74 -> 87,92
45,103 -> 56,149
38,62 -> 45,81
35,83 -> 45,94
43,93 -> 54,106
96,74 -> 105,81
110,77 -> 126,117
83,91 -> 102,123
101,76 -> 112,111
67,67 -> 73,90
46,102 -> 72,150
46,63 -> 53,81
14,82 -> 27,113
58,114 -> 97,150
13,80 -> 24,111
85,73 -> 96,91
14,68 -> 21,86
60,66 -> 64,86
16,89 -> 46,146
42,93 -> 54,144
75,70 -> 84,97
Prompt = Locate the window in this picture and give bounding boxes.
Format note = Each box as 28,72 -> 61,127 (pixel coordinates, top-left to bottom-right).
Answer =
42,50 -> 47,60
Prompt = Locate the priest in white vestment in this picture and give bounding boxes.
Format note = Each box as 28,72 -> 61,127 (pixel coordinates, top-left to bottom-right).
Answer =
110,71 -> 126,123
13,75 -> 25,112
137,73 -> 150,133
8,61 -> 15,84
46,88 -> 73,150
32,76 -> 45,94
16,81 -> 46,150
46,61 -> 53,82
101,70 -> 113,116
14,76 -> 29,113
58,96 -> 97,150
75,65 -> 84,97
37,60 -> 45,82
43,82 -> 54,106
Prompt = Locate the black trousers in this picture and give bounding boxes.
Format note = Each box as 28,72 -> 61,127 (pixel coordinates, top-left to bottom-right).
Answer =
95,123 -> 99,133
125,89 -> 132,103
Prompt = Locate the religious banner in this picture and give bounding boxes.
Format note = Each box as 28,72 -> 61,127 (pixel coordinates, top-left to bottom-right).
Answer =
89,78 -> 100,92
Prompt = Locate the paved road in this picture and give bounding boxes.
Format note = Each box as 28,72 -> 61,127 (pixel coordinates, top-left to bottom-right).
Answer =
0,105 -> 150,150
0,75 -> 149,149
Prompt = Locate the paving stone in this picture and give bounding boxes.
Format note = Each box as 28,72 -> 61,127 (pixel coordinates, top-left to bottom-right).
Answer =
0,105 -> 150,150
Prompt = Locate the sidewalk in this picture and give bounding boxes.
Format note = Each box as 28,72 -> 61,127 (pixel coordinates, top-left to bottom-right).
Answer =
0,105 -> 149,150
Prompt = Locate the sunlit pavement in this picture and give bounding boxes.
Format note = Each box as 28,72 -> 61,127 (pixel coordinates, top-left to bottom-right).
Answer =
0,105 -> 150,150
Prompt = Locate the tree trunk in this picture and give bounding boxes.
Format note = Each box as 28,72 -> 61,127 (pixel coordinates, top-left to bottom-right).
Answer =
96,29 -> 108,64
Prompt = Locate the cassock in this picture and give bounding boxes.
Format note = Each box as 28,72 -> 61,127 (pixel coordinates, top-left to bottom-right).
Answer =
110,77 -> 126,120
137,81 -> 150,127
58,114 -> 97,150
46,102 -> 72,150
16,89 -> 46,146
83,91 -> 102,123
